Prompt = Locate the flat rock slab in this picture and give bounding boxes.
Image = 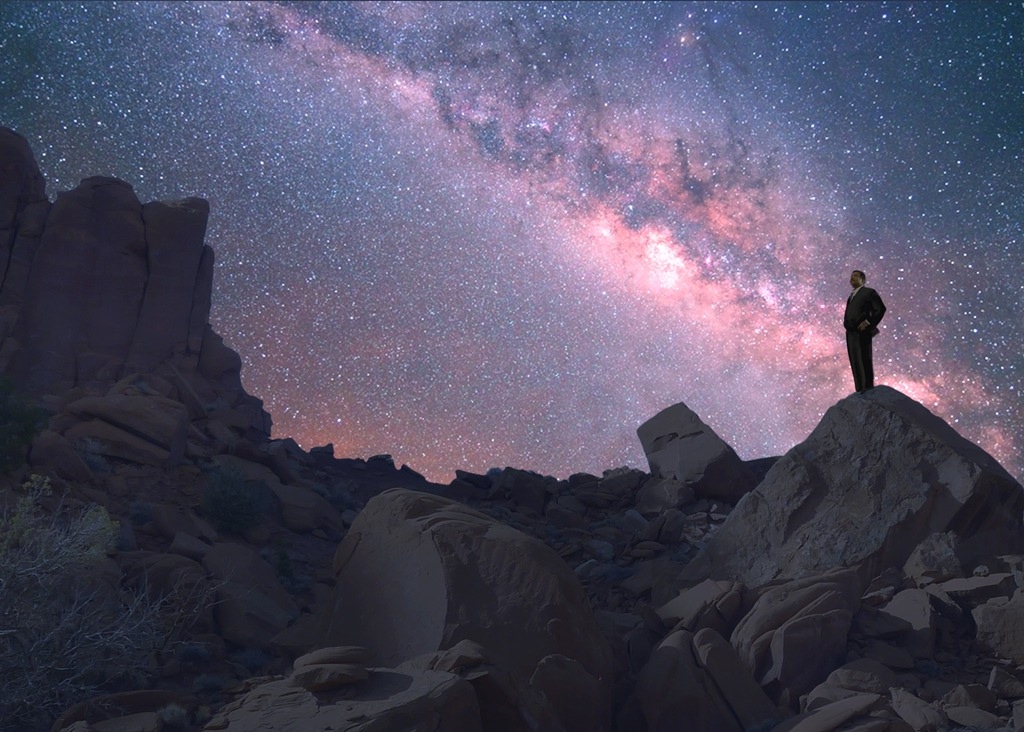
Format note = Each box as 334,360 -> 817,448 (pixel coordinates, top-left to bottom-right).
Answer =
203,668 -> 481,732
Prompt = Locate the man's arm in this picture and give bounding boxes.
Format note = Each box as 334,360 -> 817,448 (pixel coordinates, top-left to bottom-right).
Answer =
857,289 -> 886,330
868,290 -> 886,326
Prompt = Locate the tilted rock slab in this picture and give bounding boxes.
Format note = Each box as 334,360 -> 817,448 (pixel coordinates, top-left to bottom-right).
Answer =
973,591 -> 1024,664
681,386 -> 1024,587
633,626 -> 780,732
64,393 -> 189,465
637,401 -> 757,504
635,629 -> 742,732
730,568 -> 862,706
316,488 -> 614,731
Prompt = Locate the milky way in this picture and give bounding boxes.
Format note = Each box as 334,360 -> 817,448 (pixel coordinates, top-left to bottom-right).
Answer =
1,1 -> 1021,482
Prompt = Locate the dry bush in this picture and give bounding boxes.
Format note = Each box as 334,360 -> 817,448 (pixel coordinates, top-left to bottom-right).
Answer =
0,476 -> 209,731
200,468 -> 269,535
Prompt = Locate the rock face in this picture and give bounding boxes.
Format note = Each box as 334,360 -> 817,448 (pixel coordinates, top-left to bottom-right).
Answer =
633,627 -> 780,732
730,568 -> 863,704
636,401 -> 758,505
315,488 -> 615,731
0,128 -> 49,322
0,127 -> 268,437
682,386 -> 1024,586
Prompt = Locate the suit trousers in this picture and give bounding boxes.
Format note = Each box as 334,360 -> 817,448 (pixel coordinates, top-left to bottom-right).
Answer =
846,329 -> 874,392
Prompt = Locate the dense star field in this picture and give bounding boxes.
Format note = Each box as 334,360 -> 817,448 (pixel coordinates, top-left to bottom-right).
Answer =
1,1 -> 1021,483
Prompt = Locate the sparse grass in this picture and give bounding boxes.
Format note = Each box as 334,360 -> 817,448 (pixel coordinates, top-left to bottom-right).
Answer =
129,500 -> 154,525
156,703 -> 189,730
0,476 -> 171,730
0,378 -> 44,473
230,647 -> 271,674
200,469 -> 269,535
178,642 -> 213,667
193,673 -> 227,694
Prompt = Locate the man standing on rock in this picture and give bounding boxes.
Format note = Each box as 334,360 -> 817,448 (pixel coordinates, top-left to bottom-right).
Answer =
844,269 -> 886,393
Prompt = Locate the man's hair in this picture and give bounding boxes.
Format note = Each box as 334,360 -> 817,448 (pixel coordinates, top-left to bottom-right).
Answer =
853,269 -> 866,280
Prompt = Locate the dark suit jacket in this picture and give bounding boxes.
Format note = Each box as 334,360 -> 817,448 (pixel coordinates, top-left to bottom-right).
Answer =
844,286 -> 886,333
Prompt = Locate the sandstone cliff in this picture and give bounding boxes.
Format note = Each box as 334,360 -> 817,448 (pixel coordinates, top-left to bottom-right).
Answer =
0,127 -> 269,442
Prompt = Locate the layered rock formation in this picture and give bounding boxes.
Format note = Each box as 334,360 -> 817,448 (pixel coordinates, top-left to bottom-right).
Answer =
0,127 -> 269,443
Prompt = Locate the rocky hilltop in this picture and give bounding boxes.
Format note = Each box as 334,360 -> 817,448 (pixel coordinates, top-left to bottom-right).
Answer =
2,127 -> 1024,732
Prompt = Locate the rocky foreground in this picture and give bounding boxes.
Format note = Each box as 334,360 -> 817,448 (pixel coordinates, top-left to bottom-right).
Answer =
3,126 -> 1024,732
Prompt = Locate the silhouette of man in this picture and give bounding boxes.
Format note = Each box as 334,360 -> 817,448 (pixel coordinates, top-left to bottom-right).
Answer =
844,269 -> 886,393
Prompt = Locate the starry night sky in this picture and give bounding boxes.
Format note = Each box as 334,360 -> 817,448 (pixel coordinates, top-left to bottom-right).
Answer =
1,1 -> 1021,483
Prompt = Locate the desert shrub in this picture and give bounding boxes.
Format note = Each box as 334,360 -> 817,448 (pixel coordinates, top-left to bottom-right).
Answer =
178,641 -> 213,666
230,647 -> 271,674
262,541 -> 312,595
192,673 -> 227,694
0,378 -> 44,473
200,468 -> 269,535
75,435 -> 112,473
156,703 -> 189,730
129,500 -> 154,525
0,476 -> 170,731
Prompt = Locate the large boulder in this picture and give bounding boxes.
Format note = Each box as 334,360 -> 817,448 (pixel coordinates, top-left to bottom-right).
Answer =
729,569 -> 862,706
634,629 -> 741,732
681,387 -> 1024,587
637,401 -> 757,504
315,488 -> 614,731
632,626 -> 781,732
28,428 -> 93,481
210,454 -> 345,534
973,591 -> 1024,664
64,394 -> 189,465
202,542 -> 300,649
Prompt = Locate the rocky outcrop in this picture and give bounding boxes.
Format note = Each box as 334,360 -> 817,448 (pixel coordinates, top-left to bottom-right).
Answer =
636,400 -> 758,506
13,125 -> 1024,732
0,127 -> 269,439
681,386 -> 1024,587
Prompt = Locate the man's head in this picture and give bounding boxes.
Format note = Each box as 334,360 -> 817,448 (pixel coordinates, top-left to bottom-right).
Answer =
850,270 -> 866,288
